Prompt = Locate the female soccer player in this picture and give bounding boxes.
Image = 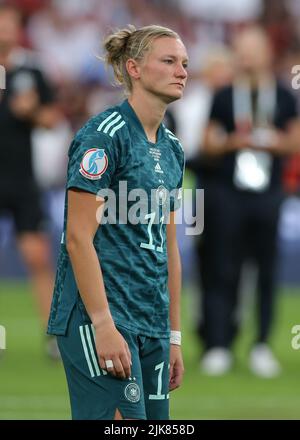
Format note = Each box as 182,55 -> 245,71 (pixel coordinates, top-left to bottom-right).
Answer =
47,24 -> 188,420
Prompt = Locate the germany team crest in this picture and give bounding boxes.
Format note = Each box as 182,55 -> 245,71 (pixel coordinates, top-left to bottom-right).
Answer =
155,185 -> 168,206
124,382 -> 141,403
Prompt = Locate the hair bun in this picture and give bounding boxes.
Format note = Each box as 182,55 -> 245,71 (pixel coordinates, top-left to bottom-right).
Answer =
104,25 -> 136,64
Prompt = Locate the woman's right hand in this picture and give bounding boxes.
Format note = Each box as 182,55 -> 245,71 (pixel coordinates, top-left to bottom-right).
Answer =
94,319 -> 132,380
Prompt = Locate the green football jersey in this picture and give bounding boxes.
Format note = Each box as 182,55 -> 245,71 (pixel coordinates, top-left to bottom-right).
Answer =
48,99 -> 184,338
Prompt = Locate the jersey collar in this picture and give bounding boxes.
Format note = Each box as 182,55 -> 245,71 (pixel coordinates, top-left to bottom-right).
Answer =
120,99 -> 165,144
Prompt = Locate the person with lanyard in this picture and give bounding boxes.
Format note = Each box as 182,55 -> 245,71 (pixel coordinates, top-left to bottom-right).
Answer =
47,25 -> 188,420
197,25 -> 300,377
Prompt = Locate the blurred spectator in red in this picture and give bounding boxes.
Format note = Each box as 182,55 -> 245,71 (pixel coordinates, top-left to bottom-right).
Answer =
283,152 -> 300,194
7,0 -> 46,16
260,0 -> 300,64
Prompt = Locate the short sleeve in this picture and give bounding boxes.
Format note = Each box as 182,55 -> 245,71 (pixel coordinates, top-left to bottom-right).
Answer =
67,128 -> 119,195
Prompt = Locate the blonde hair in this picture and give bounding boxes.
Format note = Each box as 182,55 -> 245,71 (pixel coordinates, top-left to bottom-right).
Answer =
103,24 -> 180,93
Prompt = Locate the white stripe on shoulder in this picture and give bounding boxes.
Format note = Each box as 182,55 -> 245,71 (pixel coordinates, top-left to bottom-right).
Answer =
175,139 -> 184,152
97,111 -> 118,132
103,114 -> 122,133
109,120 -> 126,137
165,127 -> 179,140
97,111 -> 126,137
165,127 -> 184,152
165,127 -> 176,136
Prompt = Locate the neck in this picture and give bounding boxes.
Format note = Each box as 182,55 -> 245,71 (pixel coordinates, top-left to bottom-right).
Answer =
128,90 -> 167,143
240,70 -> 273,89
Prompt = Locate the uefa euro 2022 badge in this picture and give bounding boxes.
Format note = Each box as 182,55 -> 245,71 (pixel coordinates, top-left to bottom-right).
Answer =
79,148 -> 108,180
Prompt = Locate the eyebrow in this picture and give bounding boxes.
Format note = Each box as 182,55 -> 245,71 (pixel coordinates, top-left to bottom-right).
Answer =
162,54 -> 189,63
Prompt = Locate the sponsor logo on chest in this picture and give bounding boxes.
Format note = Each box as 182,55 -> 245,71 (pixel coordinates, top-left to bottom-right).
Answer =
154,162 -> 164,174
149,147 -> 164,174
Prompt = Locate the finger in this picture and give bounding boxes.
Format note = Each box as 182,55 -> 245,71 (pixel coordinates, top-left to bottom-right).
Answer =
169,368 -> 176,389
104,359 -> 117,377
169,362 -> 174,381
169,367 -> 183,391
173,369 -> 184,388
169,375 -> 180,391
125,343 -> 132,366
99,357 -> 106,371
107,367 -> 117,377
112,356 -> 126,379
169,382 -> 179,391
120,352 -> 131,378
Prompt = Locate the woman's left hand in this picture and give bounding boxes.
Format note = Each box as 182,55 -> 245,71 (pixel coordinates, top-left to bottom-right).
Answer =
169,344 -> 184,391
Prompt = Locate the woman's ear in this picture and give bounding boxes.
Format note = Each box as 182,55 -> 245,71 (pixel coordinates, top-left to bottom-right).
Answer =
126,58 -> 141,80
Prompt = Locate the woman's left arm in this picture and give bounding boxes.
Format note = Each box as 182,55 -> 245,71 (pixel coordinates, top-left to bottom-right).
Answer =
167,211 -> 184,391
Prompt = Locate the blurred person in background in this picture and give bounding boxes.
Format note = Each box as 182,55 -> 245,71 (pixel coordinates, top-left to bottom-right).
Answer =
171,48 -> 233,299
0,4 -> 61,359
173,47 -> 234,163
198,25 -> 300,377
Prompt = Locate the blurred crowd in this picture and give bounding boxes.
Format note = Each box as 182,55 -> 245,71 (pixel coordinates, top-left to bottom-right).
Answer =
1,0 -> 299,188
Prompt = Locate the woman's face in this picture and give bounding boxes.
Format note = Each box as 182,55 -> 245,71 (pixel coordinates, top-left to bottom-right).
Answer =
234,30 -> 273,76
136,36 -> 188,103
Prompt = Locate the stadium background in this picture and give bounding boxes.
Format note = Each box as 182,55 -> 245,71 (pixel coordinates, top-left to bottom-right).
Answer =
1,0 -> 300,419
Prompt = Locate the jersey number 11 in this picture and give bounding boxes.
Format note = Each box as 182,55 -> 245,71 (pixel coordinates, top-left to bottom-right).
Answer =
140,212 -> 164,253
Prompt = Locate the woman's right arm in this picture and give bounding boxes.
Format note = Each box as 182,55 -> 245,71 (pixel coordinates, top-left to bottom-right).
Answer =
66,188 -> 131,379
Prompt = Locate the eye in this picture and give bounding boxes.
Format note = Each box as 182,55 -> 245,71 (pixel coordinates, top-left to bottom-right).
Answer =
183,62 -> 188,69
163,59 -> 173,64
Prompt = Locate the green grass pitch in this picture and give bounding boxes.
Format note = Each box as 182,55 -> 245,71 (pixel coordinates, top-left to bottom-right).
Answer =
0,281 -> 300,419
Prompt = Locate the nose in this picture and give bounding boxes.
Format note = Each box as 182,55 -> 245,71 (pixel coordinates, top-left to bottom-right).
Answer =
175,63 -> 188,80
